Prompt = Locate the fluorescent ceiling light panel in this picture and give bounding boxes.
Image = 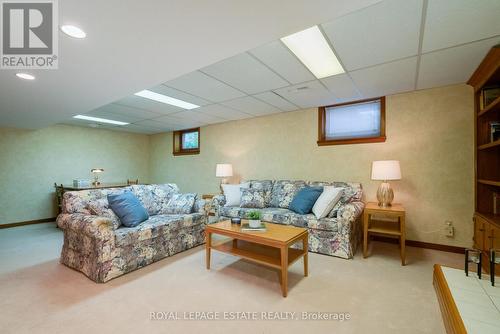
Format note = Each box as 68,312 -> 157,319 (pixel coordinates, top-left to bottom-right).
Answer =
73,115 -> 129,125
281,26 -> 344,79
134,90 -> 200,109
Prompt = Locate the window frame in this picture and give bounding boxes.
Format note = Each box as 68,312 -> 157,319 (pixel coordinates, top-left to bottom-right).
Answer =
172,127 -> 200,156
317,96 -> 386,146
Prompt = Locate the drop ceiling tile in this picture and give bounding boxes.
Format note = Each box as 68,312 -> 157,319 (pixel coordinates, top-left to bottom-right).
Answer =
96,103 -> 160,120
250,41 -> 316,84
165,71 -> 245,103
132,120 -> 177,132
253,91 -> 299,112
272,81 -> 337,109
320,74 -> 361,102
169,111 -> 226,124
84,110 -> 142,123
418,37 -> 500,90
149,85 -> 212,106
350,57 -> 417,98
151,115 -> 206,128
115,95 -> 183,115
221,96 -> 282,116
195,104 -> 253,121
201,53 -> 289,94
423,0 -> 500,53
321,0 -> 422,70
113,124 -> 165,134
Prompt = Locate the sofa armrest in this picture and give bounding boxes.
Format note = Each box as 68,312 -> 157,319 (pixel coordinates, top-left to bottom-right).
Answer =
211,194 -> 226,216
56,213 -> 115,241
193,198 -> 210,215
338,201 -> 365,221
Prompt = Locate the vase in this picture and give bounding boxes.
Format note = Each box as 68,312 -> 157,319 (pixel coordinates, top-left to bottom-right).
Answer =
249,219 -> 261,228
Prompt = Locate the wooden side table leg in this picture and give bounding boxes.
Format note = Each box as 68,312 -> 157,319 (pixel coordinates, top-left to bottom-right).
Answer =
400,216 -> 406,266
280,246 -> 288,297
363,211 -> 369,258
206,232 -> 212,270
303,234 -> 308,277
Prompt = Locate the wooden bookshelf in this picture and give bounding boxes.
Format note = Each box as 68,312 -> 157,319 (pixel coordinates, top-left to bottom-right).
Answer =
468,45 -> 500,274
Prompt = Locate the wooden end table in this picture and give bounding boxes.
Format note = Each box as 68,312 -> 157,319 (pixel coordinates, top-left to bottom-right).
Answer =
205,220 -> 308,297
363,202 -> 406,265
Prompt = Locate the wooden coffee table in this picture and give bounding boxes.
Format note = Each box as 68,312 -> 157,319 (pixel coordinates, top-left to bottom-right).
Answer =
205,220 -> 308,297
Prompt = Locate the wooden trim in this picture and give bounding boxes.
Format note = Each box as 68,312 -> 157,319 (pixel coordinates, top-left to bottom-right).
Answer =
433,264 -> 467,334
0,217 -> 56,229
467,45 -> 500,92
477,139 -> 500,150
173,127 -> 200,156
371,235 -> 465,254
478,179 -> 500,187
317,96 -> 386,146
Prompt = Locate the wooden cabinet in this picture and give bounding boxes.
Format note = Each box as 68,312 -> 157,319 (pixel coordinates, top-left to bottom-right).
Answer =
469,46 -> 500,275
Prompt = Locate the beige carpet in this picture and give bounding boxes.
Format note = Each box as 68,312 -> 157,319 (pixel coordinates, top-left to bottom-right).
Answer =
0,223 -> 463,334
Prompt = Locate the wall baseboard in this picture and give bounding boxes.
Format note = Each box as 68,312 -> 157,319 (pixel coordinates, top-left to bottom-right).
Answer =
0,217 -> 56,229
371,235 -> 465,254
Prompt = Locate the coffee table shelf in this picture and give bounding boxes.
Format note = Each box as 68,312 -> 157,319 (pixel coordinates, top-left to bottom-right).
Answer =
212,239 -> 304,269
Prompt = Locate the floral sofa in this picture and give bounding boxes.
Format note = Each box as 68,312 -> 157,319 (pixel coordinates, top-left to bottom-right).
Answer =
56,184 -> 208,283
213,180 -> 364,259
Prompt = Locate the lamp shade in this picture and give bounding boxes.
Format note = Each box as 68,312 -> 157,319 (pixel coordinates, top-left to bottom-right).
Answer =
91,168 -> 104,173
215,164 -> 233,178
371,160 -> 401,181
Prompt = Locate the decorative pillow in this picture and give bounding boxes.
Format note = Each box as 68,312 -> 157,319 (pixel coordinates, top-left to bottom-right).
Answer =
312,186 -> 344,219
328,191 -> 353,218
240,188 -> 265,208
270,180 -> 306,209
129,184 -> 179,215
107,191 -> 149,227
327,183 -> 362,217
162,193 -> 197,214
289,186 -> 323,215
222,182 -> 250,207
87,198 -> 121,229
247,180 -> 274,207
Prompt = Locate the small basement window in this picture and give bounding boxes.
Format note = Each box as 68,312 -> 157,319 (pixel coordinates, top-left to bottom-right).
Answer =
173,127 -> 200,156
317,97 -> 386,145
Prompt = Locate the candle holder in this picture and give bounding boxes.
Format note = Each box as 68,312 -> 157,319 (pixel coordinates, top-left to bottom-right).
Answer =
465,248 -> 482,279
490,249 -> 500,286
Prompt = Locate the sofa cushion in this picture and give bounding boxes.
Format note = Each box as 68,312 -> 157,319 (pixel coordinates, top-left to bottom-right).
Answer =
247,180 -> 274,206
87,198 -> 121,229
289,186 -> 323,214
108,191 -> 149,227
222,182 -> 249,207
129,184 -> 179,215
240,188 -> 265,208
312,186 -> 343,219
269,180 -> 306,208
162,193 -> 196,214
62,187 -> 128,214
114,213 -> 205,247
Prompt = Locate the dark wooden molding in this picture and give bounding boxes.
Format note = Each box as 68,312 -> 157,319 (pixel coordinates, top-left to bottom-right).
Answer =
467,45 -> 500,92
317,96 -> 386,146
0,217 -> 56,229
371,235 -> 465,254
173,127 -> 200,156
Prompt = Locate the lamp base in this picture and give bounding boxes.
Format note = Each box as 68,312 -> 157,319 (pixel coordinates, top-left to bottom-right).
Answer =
377,182 -> 394,207
219,178 -> 228,194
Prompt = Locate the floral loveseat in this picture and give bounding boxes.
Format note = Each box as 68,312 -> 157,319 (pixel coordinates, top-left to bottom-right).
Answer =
56,184 -> 208,282
213,180 -> 364,259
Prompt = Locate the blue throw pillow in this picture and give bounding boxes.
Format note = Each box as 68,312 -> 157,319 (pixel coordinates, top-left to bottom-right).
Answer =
107,191 -> 149,227
289,186 -> 323,215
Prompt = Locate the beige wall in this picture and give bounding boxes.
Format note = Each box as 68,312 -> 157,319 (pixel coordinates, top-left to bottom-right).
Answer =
150,84 -> 474,247
0,124 -> 150,224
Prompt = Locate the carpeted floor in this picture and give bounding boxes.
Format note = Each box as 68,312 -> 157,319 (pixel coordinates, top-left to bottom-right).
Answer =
0,223 -> 464,334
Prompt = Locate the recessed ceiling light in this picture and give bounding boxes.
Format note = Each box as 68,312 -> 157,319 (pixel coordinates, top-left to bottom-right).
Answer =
60,25 -> 86,39
281,25 -> 344,79
134,90 -> 200,110
16,73 -> 35,80
73,115 -> 129,125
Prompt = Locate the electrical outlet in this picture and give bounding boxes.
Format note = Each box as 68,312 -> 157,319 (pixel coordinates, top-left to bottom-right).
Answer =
445,221 -> 454,238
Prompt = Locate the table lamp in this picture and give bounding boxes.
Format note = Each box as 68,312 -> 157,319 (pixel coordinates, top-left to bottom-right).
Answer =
215,163 -> 233,193
91,168 -> 104,186
371,160 -> 401,207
